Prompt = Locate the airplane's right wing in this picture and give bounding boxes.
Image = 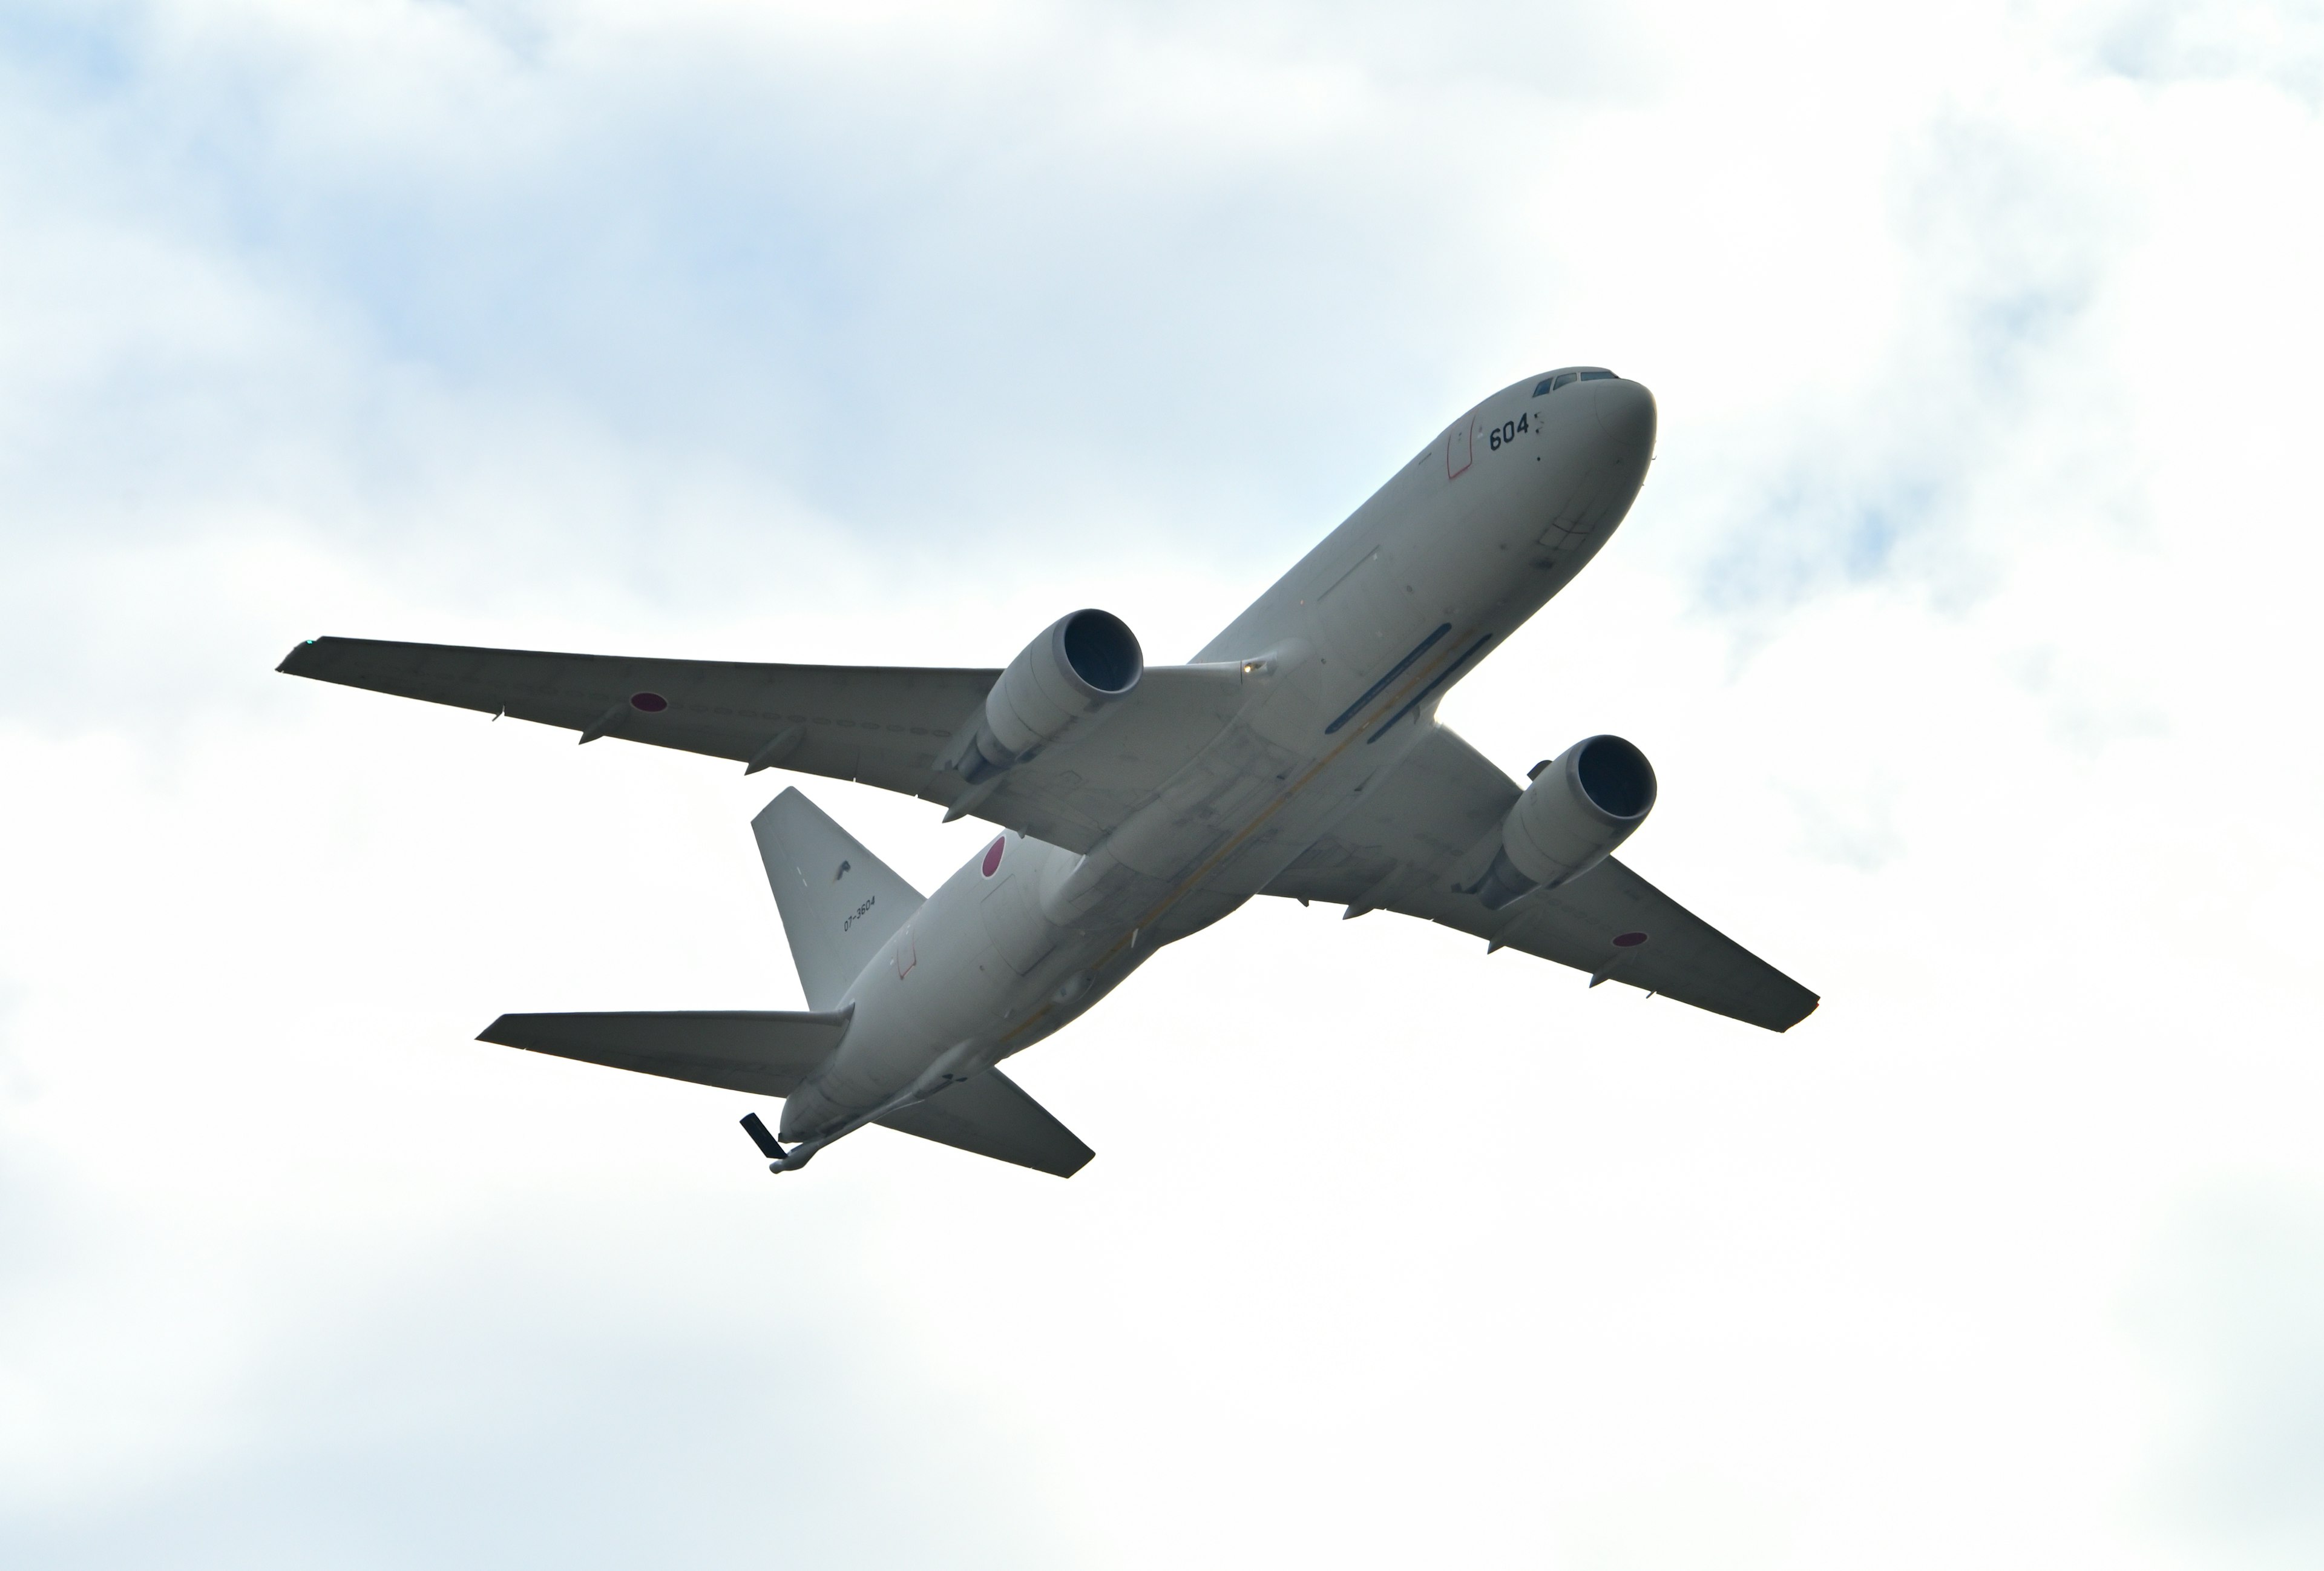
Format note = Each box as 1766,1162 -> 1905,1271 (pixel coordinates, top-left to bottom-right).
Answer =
278,636 -> 1247,853
1261,724 -> 1818,1032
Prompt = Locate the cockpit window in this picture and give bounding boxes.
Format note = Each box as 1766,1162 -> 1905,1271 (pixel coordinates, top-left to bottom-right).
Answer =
1532,367 -> 1617,395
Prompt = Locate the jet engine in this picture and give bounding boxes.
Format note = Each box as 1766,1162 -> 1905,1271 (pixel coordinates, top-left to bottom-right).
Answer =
955,609 -> 1144,783
1473,734 -> 1656,910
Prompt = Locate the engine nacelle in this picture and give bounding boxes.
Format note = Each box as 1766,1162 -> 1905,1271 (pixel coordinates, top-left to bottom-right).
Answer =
1474,734 -> 1657,911
957,610 -> 1144,784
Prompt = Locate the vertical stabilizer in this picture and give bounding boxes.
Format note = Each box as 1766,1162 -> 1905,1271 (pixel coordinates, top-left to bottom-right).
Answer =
752,788 -> 926,1012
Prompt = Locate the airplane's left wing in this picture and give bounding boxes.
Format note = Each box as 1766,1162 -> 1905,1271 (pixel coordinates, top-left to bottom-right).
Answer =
278,636 -> 1246,852
1261,723 -> 1818,1032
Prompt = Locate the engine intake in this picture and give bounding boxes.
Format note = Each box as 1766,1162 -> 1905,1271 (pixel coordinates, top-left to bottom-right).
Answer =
1474,734 -> 1656,910
957,610 -> 1144,783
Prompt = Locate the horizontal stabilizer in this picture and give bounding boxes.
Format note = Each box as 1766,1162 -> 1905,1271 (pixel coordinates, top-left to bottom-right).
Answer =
479,1009 -> 852,1098
876,1068 -> 1094,1177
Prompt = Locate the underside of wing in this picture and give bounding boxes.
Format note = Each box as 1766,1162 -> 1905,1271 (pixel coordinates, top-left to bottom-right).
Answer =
974,662 -> 1252,850
1462,859 -> 1817,1031
1262,724 -> 1819,1032
281,634 -> 994,795
874,1068 -> 1094,1177
280,636 -> 1247,853
1264,718 -> 1523,907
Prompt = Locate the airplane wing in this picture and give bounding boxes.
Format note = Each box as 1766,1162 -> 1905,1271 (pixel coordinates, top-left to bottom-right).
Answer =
1259,725 -> 1819,1032
277,636 -> 1246,853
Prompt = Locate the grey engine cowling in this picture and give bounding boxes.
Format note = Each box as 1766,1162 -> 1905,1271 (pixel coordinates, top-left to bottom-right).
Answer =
956,610 -> 1144,784
1473,734 -> 1657,911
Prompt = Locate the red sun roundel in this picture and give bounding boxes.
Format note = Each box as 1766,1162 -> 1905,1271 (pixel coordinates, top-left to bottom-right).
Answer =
981,837 -> 1006,877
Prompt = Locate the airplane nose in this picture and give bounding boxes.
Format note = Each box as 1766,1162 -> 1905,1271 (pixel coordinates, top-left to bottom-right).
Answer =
1590,378 -> 1656,462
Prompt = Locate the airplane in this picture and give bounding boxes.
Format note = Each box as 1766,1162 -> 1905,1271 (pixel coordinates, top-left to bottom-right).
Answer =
278,366 -> 1816,1180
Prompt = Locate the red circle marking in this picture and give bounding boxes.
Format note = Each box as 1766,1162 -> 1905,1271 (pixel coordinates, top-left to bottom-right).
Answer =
629,691 -> 668,712
981,837 -> 1006,877
1612,931 -> 1648,947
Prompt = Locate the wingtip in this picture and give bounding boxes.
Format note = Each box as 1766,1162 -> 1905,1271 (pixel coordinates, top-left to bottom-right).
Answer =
275,637 -> 323,674
476,1013 -> 520,1046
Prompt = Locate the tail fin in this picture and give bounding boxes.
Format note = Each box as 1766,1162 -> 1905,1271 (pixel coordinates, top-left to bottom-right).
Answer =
752,788 -> 925,1011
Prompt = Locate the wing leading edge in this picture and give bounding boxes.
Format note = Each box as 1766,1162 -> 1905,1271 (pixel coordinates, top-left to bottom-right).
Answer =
1260,725 -> 1818,1032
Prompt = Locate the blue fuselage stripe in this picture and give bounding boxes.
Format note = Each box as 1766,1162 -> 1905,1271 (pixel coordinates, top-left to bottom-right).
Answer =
1323,622 -> 1452,735
1367,634 -> 1493,742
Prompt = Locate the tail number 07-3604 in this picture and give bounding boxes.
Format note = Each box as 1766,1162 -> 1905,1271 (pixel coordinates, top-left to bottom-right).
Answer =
1487,413 -> 1531,451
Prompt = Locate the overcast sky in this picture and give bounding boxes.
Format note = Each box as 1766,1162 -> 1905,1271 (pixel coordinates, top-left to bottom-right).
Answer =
4,1 -> 2322,1566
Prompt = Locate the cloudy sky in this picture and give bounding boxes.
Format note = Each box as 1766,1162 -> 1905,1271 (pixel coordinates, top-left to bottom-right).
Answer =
4,1 -> 2322,1566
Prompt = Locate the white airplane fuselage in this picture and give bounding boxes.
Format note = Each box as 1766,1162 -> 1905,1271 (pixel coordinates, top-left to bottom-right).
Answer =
778,369 -> 1657,1150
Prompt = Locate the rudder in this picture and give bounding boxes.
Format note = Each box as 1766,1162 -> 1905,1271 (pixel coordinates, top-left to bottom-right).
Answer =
752,788 -> 925,1011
